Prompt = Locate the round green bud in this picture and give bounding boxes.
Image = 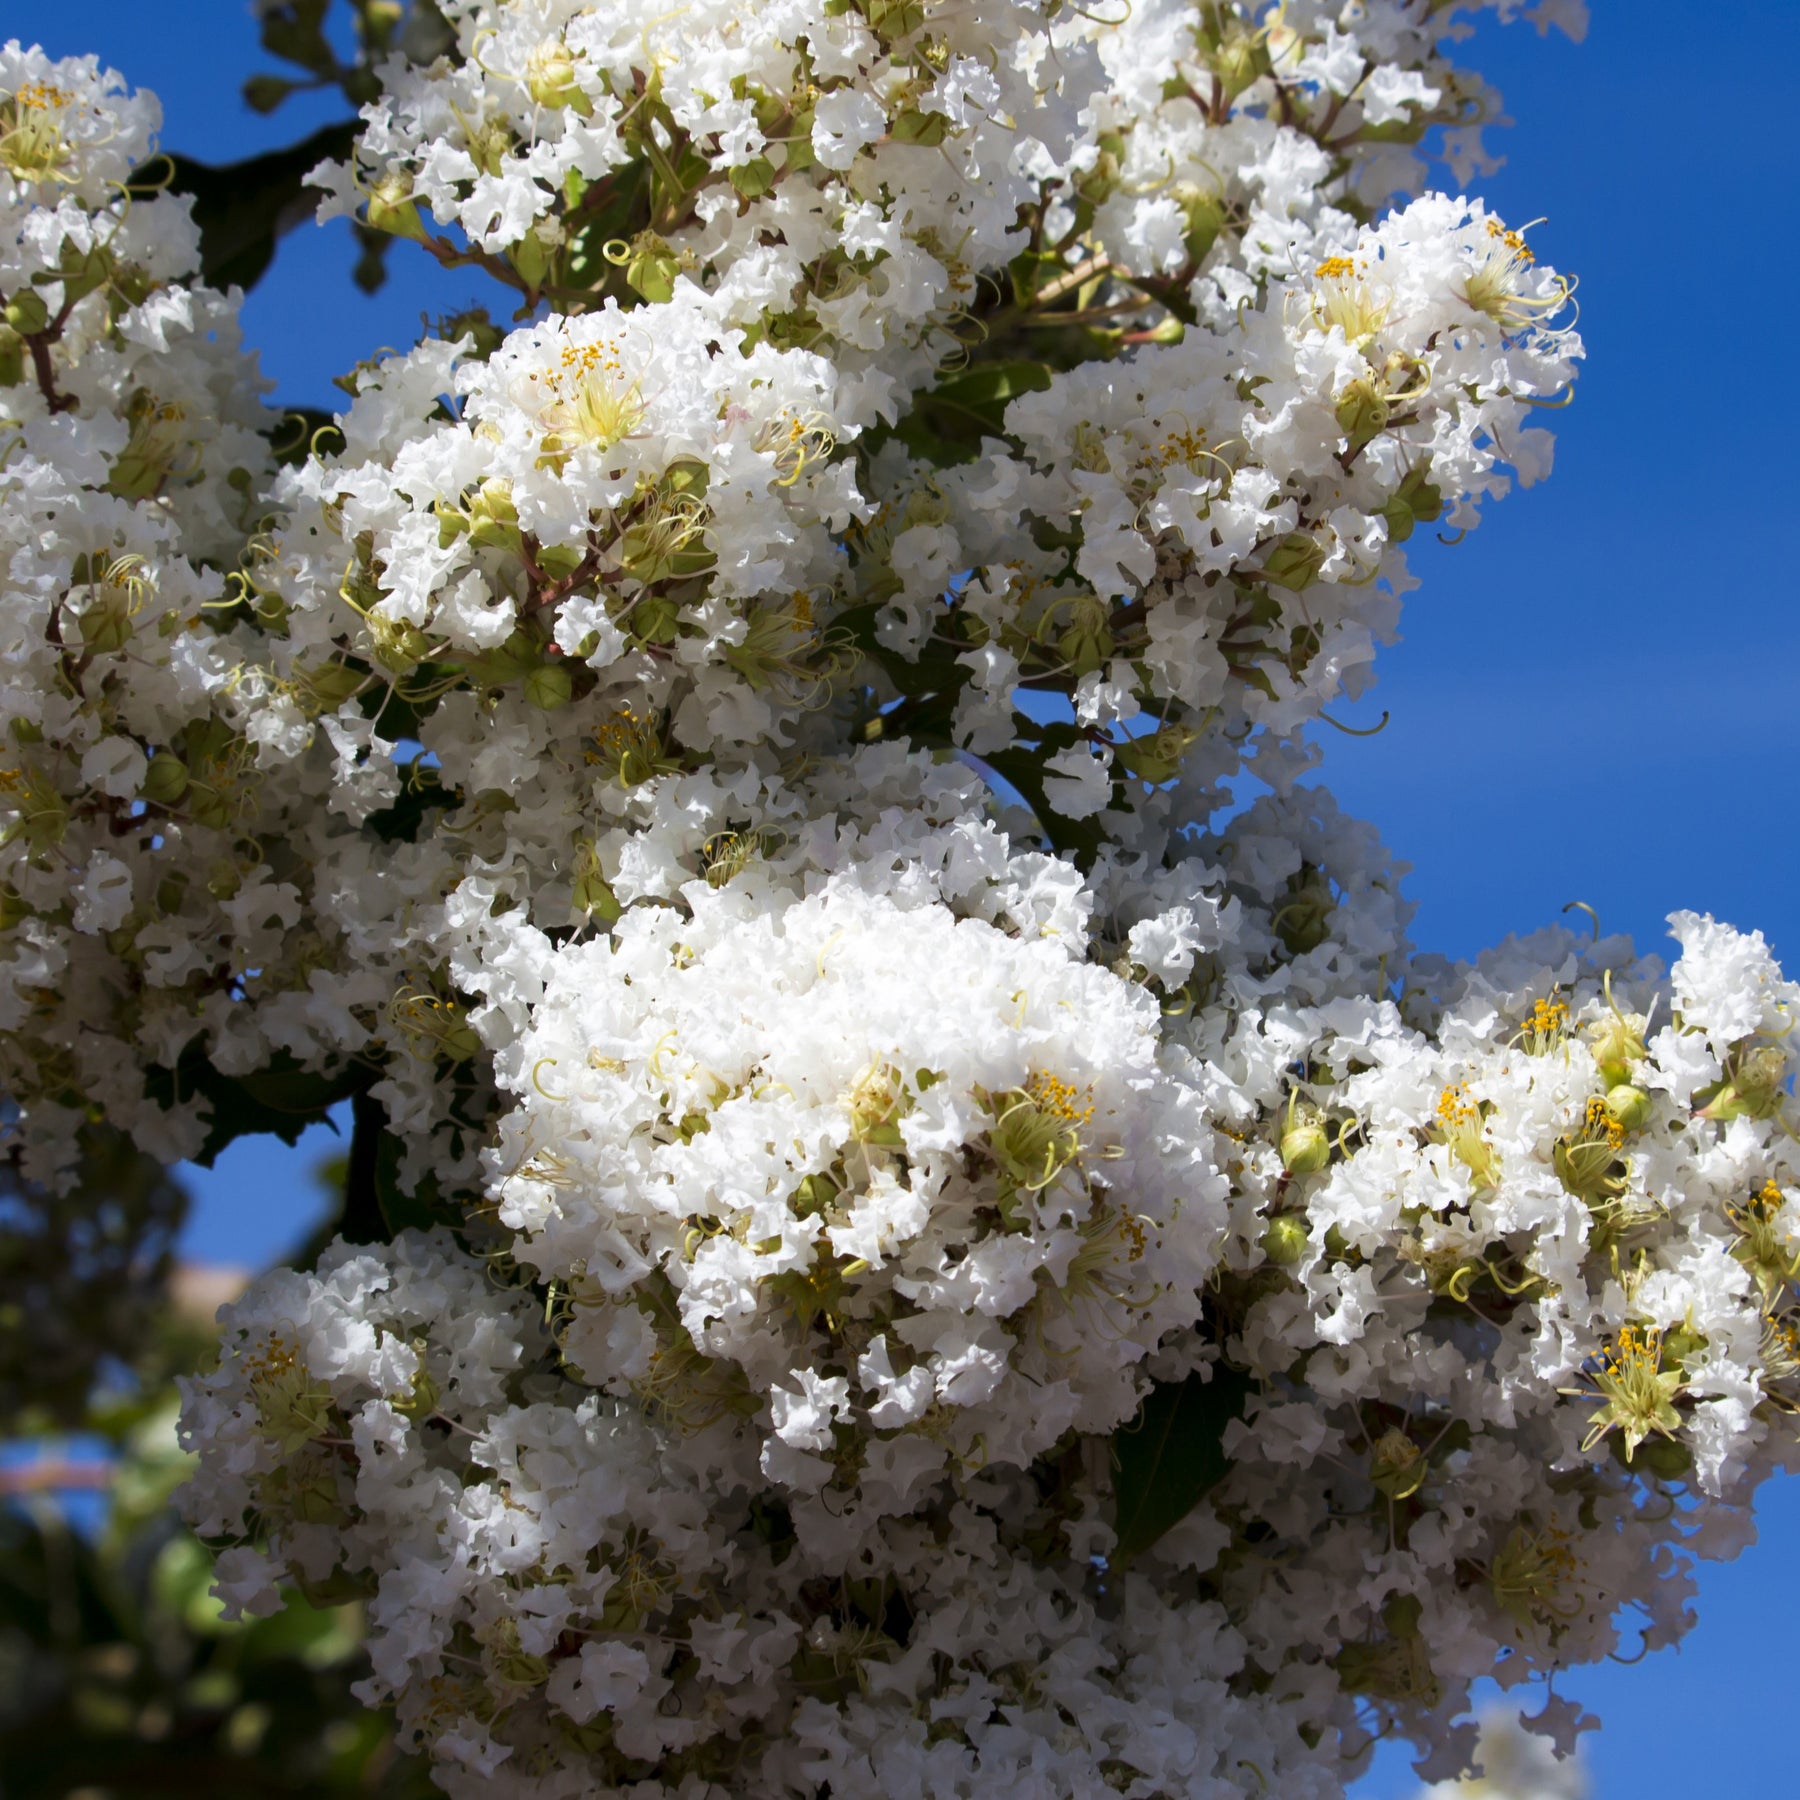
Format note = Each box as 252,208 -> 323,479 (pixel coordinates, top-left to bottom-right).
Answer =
1281,1121 -> 1331,1175
525,40 -> 592,114
1172,182 -> 1226,267
1260,1213 -> 1309,1266
140,753 -> 189,805
0,325 -> 21,387
1334,377 -> 1390,452
77,601 -> 133,655
4,288 -> 50,336
1260,531 -> 1327,592
366,174 -> 426,242
524,663 -> 573,710
1369,1428 -> 1427,1501
1604,1083 -> 1653,1133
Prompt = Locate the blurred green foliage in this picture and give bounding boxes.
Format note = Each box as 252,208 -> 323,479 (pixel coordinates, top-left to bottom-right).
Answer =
0,1125 -> 186,1434
0,1375 -> 435,1799
0,1130 -> 425,1798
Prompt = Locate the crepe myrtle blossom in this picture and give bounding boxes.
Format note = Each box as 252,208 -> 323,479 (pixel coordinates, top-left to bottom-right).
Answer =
15,7 -> 1800,1798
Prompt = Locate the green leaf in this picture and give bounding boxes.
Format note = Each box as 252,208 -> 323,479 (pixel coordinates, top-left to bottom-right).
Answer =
902,359 -> 1053,461
341,1090 -> 460,1242
134,121 -> 359,293
144,1046 -> 369,1166
258,0 -> 337,77
1110,1363 -> 1253,1568
980,731 -> 1106,866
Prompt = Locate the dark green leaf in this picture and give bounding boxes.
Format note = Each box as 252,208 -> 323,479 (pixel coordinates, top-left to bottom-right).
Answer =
259,0 -> 338,77
341,1090 -> 460,1243
981,732 -> 1106,866
133,121 -> 359,293
145,1045 -> 369,1165
1110,1363 -> 1253,1568
904,358 -> 1053,460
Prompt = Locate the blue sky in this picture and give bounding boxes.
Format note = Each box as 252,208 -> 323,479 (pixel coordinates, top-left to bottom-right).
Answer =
19,2 -> 1800,1791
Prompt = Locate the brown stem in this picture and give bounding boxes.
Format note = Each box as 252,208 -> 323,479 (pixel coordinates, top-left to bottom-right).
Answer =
25,332 -> 75,414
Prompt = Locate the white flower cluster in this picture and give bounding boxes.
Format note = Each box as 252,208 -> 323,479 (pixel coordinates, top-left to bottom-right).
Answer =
180,817 -> 1800,1794
13,7 -> 1800,1797
0,42 -> 284,1180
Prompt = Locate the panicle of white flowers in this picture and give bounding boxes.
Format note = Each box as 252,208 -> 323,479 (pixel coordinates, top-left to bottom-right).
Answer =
0,41 -> 297,1183
25,7 -> 1800,1798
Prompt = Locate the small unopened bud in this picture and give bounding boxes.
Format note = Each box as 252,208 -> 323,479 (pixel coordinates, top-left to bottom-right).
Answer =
77,598 -> 134,654
1369,1428 -> 1427,1501
1260,1213 -> 1309,1266
525,40 -> 592,114
1700,1043 -> 1789,1122
466,478 -> 521,551
366,173 -> 426,242
1172,182 -> 1225,266
1212,26 -> 1271,98
1334,377 -> 1390,452
1604,1083 -> 1653,1133
4,288 -> 50,335
1260,531 -> 1326,591
0,325 -> 21,387
1281,1121 -> 1331,1174
140,753 -> 189,805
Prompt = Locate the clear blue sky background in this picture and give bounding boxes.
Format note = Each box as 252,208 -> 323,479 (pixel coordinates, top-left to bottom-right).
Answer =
19,3 -> 1800,1792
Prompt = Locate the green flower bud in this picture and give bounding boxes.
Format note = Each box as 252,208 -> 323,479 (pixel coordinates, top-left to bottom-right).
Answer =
1260,531 -> 1327,591
1114,722 -> 1199,786
1212,27 -> 1271,99
1334,376 -> 1390,453
0,325 -> 22,387
366,173 -> 426,242
1369,1428 -> 1427,1501
1172,182 -> 1226,267
1260,1213 -> 1309,1266
1055,593 -> 1113,677
76,597 -> 134,654
1604,1083 -> 1653,1133
4,287 -> 49,335
618,232 -> 680,304
295,658 -> 369,716
242,73 -> 297,115
466,477 -> 521,551
1281,1121 -> 1331,1174
524,40 -> 593,115
1273,864 -> 1334,957
1700,1043 -> 1789,1122
1379,464 -> 1443,545
524,662 -> 573,710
